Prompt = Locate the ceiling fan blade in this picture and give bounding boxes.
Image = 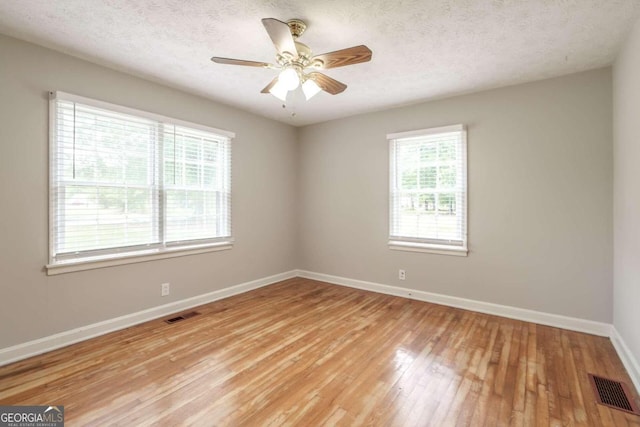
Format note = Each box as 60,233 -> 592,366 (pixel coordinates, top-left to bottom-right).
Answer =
211,57 -> 274,68
308,72 -> 347,95
310,45 -> 372,69
262,18 -> 298,58
261,77 -> 279,94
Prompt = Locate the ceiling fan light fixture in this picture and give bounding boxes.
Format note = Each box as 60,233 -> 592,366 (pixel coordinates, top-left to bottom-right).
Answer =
269,80 -> 289,101
211,18 -> 373,103
302,78 -> 322,100
278,67 -> 300,90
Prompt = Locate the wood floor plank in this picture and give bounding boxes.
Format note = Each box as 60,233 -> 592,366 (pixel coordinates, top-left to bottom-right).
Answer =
0,278 -> 638,426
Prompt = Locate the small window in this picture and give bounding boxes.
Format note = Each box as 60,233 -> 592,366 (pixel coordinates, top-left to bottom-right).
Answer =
388,124 -> 468,256
48,92 -> 234,271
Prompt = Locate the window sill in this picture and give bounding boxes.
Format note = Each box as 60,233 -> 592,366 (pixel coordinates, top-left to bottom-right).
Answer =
388,241 -> 468,257
46,242 -> 233,275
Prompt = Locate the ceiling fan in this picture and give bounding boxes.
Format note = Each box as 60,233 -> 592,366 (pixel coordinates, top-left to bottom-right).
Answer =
211,18 -> 372,101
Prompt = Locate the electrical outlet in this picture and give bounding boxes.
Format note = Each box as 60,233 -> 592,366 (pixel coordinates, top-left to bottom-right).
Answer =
161,283 -> 170,297
399,269 -> 406,280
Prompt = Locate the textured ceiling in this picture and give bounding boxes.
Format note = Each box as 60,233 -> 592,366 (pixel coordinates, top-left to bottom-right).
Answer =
1,0 -> 639,126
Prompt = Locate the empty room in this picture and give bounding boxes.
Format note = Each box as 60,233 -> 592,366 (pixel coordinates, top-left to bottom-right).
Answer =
1,1 -> 640,425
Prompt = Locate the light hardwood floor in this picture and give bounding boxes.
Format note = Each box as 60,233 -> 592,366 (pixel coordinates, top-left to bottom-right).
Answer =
0,278 -> 638,426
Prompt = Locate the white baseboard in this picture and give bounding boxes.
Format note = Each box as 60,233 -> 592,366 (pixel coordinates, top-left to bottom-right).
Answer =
610,327 -> 640,393
4,268 -> 638,396
0,270 -> 297,367
297,270 -> 640,393
296,270 -> 612,337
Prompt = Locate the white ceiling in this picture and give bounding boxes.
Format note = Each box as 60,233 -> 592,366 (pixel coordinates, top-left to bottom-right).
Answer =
1,1 -> 639,126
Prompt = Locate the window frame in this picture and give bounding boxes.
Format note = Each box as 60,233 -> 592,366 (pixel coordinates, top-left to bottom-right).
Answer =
388,124 -> 468,256
47,91 -> 235,275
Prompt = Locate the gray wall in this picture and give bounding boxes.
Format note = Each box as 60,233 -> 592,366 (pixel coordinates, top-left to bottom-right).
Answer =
0,35 -> 299,348
298,69 -> 613,323
613,18 -> 640,370
0,32 -> 618,352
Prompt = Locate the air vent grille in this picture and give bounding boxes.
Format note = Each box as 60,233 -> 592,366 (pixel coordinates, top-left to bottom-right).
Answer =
588,373 -> 639,415
164,311 -> 200,324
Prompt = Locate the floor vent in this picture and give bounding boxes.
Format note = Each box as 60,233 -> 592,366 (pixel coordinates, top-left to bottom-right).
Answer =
164,311 -> 200,324
588,373 -> 640,415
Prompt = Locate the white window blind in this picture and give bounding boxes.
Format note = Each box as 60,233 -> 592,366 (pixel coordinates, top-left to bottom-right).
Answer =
49,92 -> 233,266
389,124 -> 467,255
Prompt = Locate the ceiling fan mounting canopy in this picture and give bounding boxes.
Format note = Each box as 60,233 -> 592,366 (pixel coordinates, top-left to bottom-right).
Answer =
210,17 -> 372,100
286,19 -> 307,39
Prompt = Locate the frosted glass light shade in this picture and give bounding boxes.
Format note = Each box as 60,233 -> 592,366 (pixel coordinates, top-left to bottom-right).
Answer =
269,80 -> 288,101
302,79 -> 322,100
278,68 -> 300,90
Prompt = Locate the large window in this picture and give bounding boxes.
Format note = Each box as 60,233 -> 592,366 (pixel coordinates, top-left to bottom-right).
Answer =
389,124 -> 467,256
48,92 -> 233,272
